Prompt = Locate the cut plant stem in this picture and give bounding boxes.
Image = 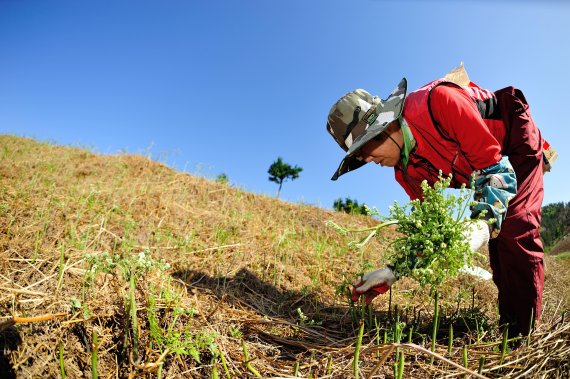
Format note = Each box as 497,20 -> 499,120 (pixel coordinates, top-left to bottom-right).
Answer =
129,272 -> 139,362
475,317 -> 481,343
59,341 -> 66,379
394,312 -> 402,343
57,242 -> 65,290
330,219 -> 399,234
393,314 -> 402,372
471,286 -> 475,311
478,355 -> 486,374
448,323 -> 453,354
211,357 -> 219,379
293,361 -> 299,377
430,291 -> 439,364
462,345 -> 468,379
499,326 -> 509,365
374,317 -> 380,352
388,287 -> 393,321
394,304 -> 399,326
157,362 -> 163,379
396,350 -> 405,379
91,329 -> 99,379
241,339 -> 261,378
219,348 -> 231,379
353,320 -> 365,379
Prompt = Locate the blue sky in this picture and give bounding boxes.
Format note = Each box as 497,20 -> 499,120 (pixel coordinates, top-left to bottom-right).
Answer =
1,0 -> 569,214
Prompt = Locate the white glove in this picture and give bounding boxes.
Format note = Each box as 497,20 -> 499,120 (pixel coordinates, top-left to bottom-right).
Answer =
465,220 -> 490,252
459,265 -> 493,280
352,266 -> 397,304
459,220 -> 492,280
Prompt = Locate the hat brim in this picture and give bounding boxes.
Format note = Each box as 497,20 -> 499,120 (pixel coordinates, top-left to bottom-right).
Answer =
331,77 -> 407,181
331,155 -> 367,181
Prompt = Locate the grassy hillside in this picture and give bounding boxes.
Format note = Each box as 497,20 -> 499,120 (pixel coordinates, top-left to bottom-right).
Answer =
1,135 -> 568,378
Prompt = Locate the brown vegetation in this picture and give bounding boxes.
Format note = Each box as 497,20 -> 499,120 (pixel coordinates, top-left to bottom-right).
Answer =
0,135 -> 568,378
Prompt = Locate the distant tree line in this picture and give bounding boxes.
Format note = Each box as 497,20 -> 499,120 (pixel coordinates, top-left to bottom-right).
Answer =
333,197 -> 368,215
541,202 -> 570,250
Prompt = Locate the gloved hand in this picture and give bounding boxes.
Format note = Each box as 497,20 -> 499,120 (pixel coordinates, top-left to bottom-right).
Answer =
351,266 -> 397,304
465,220 -> 490,252
459,220 -> 493,280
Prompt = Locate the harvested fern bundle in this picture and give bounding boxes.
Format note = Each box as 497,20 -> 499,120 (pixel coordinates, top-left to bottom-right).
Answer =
328,174 -> 490,289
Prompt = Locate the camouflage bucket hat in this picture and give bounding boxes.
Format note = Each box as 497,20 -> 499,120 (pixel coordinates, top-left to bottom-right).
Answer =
327,78 -> 407,180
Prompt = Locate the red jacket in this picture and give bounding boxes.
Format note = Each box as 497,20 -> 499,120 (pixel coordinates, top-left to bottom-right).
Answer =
397,79 -> 507,200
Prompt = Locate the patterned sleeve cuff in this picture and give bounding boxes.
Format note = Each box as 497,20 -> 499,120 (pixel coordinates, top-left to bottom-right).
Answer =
470,156 -> 517,238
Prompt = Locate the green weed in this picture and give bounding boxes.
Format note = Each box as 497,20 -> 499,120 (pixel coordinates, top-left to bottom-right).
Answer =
229,326 -> 243,339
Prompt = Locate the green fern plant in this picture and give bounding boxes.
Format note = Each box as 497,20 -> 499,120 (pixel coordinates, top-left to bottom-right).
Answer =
328,173 -> 491,290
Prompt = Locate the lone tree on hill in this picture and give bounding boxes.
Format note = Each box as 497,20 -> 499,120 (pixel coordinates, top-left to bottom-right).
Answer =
268,157 -> 303,198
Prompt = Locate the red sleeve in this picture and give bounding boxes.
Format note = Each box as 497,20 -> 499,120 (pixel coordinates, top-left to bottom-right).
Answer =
430,85 -> 502,170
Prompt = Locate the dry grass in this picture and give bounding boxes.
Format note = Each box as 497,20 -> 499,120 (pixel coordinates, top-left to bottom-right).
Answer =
0,134 -> 568,378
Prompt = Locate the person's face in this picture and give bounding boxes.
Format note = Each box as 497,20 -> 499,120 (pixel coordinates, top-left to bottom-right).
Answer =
358,121 -> 402,167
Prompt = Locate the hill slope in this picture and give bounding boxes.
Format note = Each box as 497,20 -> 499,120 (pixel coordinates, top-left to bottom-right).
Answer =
1,135 -> 568,378
540,201 -> 570,252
